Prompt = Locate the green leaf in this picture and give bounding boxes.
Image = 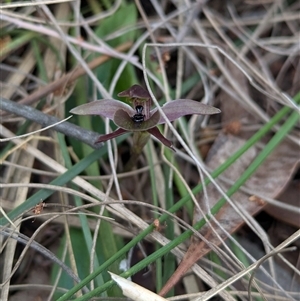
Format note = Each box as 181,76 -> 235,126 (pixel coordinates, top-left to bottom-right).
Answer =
93,2 -> 139,93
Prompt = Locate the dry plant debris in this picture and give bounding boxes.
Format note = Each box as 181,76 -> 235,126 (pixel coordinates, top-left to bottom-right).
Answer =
0,1 -> 299,301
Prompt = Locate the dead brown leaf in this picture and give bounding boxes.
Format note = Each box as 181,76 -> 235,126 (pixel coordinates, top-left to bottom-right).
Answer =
265,180 -> 300,228
219,59 -> 260,140
159,59 -> 299,296
159,133 -> 299,296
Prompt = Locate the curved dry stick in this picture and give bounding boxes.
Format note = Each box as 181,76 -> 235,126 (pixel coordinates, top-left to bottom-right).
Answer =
248,247 -> 297,301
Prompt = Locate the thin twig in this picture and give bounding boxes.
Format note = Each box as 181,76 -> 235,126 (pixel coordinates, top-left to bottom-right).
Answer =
0,97 -> 101,149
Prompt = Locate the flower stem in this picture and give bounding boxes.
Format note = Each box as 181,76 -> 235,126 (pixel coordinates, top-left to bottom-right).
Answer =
124,131 -> 150,171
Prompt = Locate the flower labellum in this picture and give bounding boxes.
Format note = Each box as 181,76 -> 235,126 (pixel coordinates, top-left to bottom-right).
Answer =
118,84 -> 152,119
70,85 -> 221,151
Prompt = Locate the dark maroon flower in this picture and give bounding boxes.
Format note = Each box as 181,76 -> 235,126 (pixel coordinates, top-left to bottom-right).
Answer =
70,85 -> 221,150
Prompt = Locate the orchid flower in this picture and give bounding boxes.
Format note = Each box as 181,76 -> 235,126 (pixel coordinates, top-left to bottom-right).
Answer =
70,85 -> 221,151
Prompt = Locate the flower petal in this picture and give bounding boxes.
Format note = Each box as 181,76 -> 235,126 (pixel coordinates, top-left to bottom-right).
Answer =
95,128 -> 128,144
70,99 -> 134,119
157,99 -> 221,124
147,127 -> 175,151
113,109 -> 161,132
117,84 -> 151,100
